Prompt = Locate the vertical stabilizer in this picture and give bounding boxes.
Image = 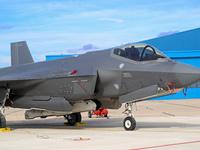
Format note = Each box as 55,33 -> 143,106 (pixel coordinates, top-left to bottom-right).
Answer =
11,41 -> 34,66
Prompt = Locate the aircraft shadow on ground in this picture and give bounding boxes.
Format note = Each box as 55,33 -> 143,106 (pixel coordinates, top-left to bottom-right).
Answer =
6,117 -> 200,131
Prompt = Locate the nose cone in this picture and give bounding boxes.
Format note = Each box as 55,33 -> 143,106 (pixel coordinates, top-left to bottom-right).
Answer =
174,63 -> 200,88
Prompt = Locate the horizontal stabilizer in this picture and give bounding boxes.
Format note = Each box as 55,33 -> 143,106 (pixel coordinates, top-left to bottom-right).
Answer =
11,41 -> 34,66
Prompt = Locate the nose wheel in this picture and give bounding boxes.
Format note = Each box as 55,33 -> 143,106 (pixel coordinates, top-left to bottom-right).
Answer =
123,116 -> 136,130
123,103 -> 136,131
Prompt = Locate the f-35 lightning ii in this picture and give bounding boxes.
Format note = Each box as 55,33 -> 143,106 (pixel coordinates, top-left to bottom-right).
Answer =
0,41 -> 200,130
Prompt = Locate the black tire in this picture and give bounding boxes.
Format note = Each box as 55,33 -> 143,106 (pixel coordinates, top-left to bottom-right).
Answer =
67,113 -> 82,126
0,113 -> 6,128
88,111 -> 92,118
123,116 -> 136,131
76,112 -> 82,122
104,114 -> 107,117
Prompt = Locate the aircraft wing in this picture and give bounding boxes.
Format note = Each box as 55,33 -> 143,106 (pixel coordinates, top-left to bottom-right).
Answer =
0,75 -> 40,82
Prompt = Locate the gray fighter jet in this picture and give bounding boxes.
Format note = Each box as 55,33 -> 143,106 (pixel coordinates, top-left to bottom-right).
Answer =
0,41 -> 200,130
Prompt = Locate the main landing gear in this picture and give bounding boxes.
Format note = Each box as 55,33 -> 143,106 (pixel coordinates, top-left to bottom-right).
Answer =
123,102 -> 136,131
0,111 -> 6,128
64,112 -> 82,125
0,89 -> 10,128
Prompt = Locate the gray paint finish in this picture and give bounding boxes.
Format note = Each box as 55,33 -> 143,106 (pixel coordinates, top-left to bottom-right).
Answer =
0,41 -> 200,114
11,41 -> 34,66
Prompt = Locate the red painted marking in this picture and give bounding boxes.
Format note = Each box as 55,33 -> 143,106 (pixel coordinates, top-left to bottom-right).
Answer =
183,87 -> 188,96
73,138 -> 91,141
131,140 -> 200,150
167,81 -> 176,94
70,69 -> 78,75
75,78 -> 85,88
9,98 -> 14,105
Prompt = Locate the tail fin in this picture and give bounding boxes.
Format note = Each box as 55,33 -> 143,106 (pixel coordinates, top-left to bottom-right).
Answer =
11,41 -> 34,66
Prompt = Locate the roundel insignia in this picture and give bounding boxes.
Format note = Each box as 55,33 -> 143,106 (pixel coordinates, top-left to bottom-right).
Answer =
119,63 -> 124,69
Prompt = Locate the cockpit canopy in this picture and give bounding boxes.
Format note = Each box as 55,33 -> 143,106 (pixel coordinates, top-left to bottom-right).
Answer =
113,43 -> 168,61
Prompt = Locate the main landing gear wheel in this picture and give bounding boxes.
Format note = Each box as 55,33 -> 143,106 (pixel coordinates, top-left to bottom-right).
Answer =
66,112 -> 82,126
123,116 -> 136,131
0,112 -> 6,128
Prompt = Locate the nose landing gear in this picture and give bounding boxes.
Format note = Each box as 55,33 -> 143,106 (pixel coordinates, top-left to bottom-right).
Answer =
123,103 -> 136,131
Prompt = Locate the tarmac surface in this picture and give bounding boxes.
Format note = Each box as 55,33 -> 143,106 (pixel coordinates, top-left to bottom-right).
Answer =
1,99 -> 200,150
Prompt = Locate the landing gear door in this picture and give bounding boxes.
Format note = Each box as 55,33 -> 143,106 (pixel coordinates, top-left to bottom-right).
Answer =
0,88 -> 6,104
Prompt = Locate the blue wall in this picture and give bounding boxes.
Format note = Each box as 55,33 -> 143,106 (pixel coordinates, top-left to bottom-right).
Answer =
138,28 -> 200,51
46,55 -> 77,61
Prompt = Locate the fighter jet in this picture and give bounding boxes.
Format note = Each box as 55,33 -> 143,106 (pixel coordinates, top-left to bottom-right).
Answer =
0,41 -> 200,130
